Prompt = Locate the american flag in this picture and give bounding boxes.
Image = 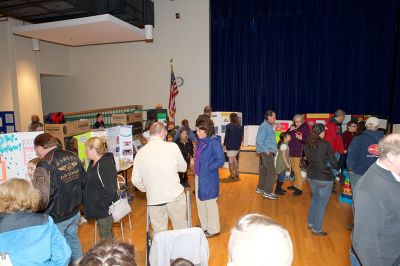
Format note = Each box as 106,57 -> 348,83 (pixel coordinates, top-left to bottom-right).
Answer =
168,64 -> 179,118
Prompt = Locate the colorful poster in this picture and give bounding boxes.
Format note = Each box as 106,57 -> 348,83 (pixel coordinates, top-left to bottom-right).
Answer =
339,170 -> 352,204
274,120 -> 292,142
0,131 -> 42,183
73,132 -> 92,170
304,113 -> 334,129
211,111 -> 243,143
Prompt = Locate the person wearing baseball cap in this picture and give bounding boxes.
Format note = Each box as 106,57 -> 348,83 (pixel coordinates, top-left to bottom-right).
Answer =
303,123 -> 340,236
347,117 -> 384,189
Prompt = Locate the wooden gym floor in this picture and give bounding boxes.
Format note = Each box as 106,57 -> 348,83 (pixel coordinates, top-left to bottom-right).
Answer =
78,169 -> 353,266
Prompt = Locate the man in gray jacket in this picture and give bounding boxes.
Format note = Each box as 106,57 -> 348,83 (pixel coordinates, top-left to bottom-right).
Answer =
351,134 -> 400,266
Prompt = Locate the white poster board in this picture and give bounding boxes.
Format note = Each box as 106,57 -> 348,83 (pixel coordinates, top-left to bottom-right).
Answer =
0,131 -> 42,183
106,126 -> 134,162
211,111 -> 243,143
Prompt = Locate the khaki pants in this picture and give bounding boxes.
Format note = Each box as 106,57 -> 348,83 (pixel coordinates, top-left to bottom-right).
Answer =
290,157 -> 302,190
195,175 -> 220,234
148,193 -> 187,234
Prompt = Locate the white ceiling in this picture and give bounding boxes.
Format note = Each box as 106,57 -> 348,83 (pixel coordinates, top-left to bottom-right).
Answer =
12,14 -> 146,46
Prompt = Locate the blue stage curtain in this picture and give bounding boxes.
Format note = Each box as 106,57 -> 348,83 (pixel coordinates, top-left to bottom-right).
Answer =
211,0 -> 400,125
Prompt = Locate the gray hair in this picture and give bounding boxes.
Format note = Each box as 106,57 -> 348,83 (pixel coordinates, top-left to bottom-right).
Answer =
378,133 -> 400,159
293,114 -> 304,122
334,109 -> 346,117
228,214 -> 293,266
150,122 -> 167,136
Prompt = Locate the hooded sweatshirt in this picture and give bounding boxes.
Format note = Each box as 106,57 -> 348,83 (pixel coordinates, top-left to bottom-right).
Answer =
347,130 -> 384,176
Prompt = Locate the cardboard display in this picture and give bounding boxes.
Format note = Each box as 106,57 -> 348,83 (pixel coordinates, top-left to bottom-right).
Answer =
73,130 -> 107,169
111,113 -> 143,125
211,112 -> 243,143
106,126 -> 134,162
0,131 -> 42,182
304,113 -> 334,129
45,120 -> 90,149
242,120 -> 292,146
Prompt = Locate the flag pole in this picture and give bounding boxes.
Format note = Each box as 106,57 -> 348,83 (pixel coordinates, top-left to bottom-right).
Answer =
169,59 -> 174,122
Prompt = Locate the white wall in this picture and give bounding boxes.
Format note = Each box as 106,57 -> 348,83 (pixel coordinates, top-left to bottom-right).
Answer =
0,19 -> 71,131
0,21 -> 15,111
41,0 -> 210,126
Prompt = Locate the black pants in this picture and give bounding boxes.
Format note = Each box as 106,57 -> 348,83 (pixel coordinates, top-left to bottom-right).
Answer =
179,159 -> 190,185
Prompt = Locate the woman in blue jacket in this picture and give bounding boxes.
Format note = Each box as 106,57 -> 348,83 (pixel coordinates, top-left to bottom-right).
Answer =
0,178 -> 71,266
195,118 -> 225,238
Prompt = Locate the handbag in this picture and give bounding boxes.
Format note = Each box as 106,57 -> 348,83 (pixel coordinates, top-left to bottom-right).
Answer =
97,163 -> 131,222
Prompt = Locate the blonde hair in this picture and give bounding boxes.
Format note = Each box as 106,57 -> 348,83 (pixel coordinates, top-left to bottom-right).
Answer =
0,178 -> 41,213
86,137 -> 108,155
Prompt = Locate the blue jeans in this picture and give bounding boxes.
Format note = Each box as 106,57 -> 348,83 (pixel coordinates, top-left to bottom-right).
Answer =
277,171 -> 286,182
56,212 -> 83,262
307,179 -> 334,233
350,247 -> 362,266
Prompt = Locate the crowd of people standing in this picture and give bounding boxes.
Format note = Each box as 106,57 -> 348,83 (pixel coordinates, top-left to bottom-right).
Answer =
0,105 -> 399,266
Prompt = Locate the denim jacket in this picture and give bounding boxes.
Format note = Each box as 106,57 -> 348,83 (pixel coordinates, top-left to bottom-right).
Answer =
256,121 -> 277,154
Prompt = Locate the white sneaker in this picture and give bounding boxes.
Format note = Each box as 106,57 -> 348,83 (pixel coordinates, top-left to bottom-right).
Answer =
256,188 -> 264,194
263,192 -> 278,200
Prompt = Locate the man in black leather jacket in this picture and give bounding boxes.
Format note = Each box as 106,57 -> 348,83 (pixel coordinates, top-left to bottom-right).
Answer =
32,133 -> 86,263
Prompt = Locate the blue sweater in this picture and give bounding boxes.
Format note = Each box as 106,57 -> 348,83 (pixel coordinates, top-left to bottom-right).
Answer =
256,121 -> 277,154
347,130 -> 384,175
224,123 -> 244,151
0,212 -> 71,266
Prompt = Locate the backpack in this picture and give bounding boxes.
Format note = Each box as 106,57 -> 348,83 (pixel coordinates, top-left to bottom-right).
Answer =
45,112 -> 65,124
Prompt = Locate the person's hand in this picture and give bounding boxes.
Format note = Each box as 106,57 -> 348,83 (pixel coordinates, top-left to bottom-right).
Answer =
265,151 -> 270,155
344,150 -> 348,154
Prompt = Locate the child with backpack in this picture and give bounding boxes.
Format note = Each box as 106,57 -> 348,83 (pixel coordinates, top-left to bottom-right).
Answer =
275,132 -> 292,195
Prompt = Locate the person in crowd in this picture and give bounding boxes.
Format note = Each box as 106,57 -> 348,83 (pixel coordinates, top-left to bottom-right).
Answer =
79,239 -> 136,266
171,258 -> 195,266
132,123 -> 188,234
174,119 -> 196,142
223,113 -> 244,179
324,109 -> 346,181
143,119 -> 157,143
275,132 -> 291,195
287,114 -> 310,196
27,157 -> 40,183
256,110 -> 278,200
93,113 -> 105,129
32,133 -> 86,263
175,129 -> 194,187
0,178 -> 71,265
83,137 -> 118,240
167,120 -> 180,141
227,213 -> 293,266
356,120 -> 366,135
304,123 -> 340,236
195,119 -> 225,238
351,134 -> 400,266
30,114 -> 43,132
339,121 -> 358,169
195,105 -> 214,128
347,117 -> 384,189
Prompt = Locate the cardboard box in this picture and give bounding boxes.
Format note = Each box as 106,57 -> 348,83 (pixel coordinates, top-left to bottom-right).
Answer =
111,113 -> 143,125
45,120 -> 90,148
